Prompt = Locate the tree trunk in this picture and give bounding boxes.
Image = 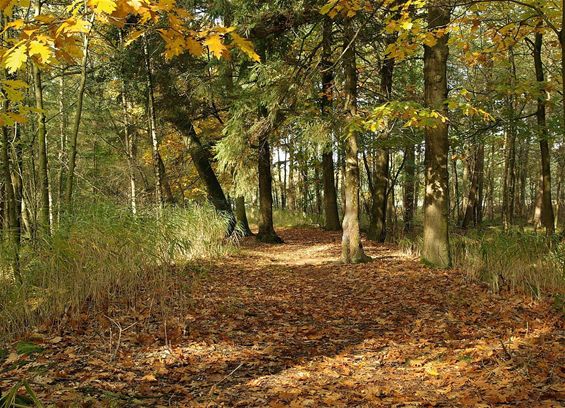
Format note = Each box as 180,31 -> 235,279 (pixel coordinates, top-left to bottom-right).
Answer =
320,17 -> 340,231
322,151 -> 340,230
475,142 -> 485,225
32,63 -> 50,234
451,157 -> 460,223
64,23 -> 90,209
56,74 -> 67,224
422,4 -> 451,268
403,143 -> 416,234
143,36 -> 164,210
368,31 -> 395,242
2,122 -> 20,281
158,154 -> 175,204
502,48 -> 517,230
119,31 -> 137,216
462,145 -> 481,229
341,17 -> 369,264
367,149 -> 388,242
257,134 -> 283,243
533,30 -> 555,235
235,196 -> 253,236
168,116 -> 236,234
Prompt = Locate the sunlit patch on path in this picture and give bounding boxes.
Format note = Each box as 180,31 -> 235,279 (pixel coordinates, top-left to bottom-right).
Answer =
1,228 -> 563,406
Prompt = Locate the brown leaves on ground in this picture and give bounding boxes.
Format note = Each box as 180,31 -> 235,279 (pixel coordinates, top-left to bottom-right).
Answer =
1,228 -> 564,407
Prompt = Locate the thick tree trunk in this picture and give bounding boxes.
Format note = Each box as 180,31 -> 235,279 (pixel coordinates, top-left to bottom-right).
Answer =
341,17 -> 369,264
169,117 -> 236,234
533,31 -> 555,235
322,151 -> 340,230
320,18 -> 340,231
235,196 -> 253,236
368,32 -> 395,242
422,5 -> 451,268
367,150 -> 388,242
403,144 -> 416,233
257,134 -> 283,243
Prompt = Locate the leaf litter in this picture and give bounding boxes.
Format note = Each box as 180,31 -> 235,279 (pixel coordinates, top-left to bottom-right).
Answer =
1,228 -> 563,406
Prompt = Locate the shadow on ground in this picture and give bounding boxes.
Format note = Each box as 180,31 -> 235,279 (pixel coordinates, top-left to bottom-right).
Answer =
1,228 -> 563,407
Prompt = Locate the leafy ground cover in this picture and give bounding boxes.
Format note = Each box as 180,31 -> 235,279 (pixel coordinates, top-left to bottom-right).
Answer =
1,228 -> 564,406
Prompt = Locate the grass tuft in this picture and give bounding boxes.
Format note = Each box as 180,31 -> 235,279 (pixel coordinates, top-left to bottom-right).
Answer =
399,228 -> 565,298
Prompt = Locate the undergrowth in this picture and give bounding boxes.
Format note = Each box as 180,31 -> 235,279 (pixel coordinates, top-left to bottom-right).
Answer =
248,208 -> 322,228
399,228 -> 565,298
0,202 -> 235,341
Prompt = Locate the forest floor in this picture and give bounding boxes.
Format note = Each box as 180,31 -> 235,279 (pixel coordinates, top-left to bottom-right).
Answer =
1,228 -> 564,407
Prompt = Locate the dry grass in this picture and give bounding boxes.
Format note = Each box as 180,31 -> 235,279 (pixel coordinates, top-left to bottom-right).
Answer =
399,228 -> 565,299
0,202 -> 235,341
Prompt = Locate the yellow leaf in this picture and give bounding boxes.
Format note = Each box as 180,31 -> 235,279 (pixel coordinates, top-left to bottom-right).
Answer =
29,40 -> 51,64
124,29 -> 144,47
4,43 -> 27,73
203,33 -> 226,59
186,36 -> 203,57
401,21 -> 413,30
57,18 -> 91,35
230,32 -> 260,62
425,365 -> 439,376
87,0 -> 117,14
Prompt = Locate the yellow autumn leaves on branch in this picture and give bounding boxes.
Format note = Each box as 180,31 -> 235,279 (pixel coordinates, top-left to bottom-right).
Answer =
0,0 -> 260,77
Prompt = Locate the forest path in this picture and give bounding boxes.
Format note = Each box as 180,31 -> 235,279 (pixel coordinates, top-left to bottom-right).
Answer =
2,228 -> 564,406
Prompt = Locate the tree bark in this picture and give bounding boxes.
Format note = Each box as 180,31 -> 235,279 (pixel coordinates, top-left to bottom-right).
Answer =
367,150 -> 388,242
368,31 -> 395,242
533,30 -> 555,235
341,17 -> 369,264
403,143 -> 416,234
32,63 -> 50,235
168,116 -> 236,234
64,21 -> 90,209
2,122 -> 20,281
320,17 -> 340,231
143,36 -> 165,210
462,145 -> 482,229
257,134 -> 283,243
56,74 -> 66,224
502,48 -> 517,230
422,4 -> 451,268
235,196 -> 253,236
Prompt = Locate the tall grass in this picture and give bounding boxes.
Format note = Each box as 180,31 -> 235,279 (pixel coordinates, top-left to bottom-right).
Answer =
0,202 -> 234,340
247,208 -> 322,228
399,228 -> 565,298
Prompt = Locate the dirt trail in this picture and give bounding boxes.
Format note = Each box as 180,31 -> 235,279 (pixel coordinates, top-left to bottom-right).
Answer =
2,228 -> 564,407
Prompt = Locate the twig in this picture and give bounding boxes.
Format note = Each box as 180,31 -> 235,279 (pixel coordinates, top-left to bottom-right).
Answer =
105,315 -> 137,362
208,363 -> 244,395
499,337 -> 513,360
